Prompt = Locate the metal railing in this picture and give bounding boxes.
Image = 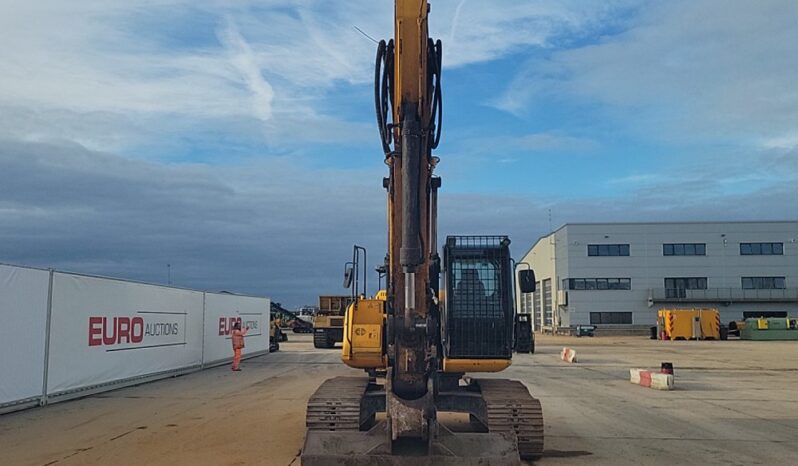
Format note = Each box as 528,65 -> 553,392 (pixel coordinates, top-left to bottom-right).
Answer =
650,288 -> 798,303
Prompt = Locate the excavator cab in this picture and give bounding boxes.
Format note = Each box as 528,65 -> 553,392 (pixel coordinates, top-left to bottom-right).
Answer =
442,236 -> 514,362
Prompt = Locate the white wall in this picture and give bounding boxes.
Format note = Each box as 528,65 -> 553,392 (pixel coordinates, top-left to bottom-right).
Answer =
46,272 -> 206,396
203,293 -> 270,365
0,263 -> 272,413
0,265 -> 50,410
559,222 -> 798,327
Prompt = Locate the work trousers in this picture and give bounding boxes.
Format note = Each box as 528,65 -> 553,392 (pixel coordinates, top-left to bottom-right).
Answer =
232,348 -> 242,370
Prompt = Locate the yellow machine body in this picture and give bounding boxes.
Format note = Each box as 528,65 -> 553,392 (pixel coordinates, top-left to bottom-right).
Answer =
442,358 -> 511,373
341,289 -> 510,373
342,296 -> 388,370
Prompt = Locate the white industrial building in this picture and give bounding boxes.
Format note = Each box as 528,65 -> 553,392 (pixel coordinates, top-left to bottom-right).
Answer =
516,221 -> 798,333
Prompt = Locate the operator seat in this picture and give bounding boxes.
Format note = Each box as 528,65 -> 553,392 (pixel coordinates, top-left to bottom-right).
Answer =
455,269 -> 485,318
457,268 -> 485,293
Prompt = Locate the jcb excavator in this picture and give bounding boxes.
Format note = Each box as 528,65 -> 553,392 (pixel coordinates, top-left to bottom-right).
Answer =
302,2 -> 541,464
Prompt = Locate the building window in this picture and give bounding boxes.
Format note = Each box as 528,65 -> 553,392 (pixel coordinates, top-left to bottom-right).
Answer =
740,242 -> 784,255
587,244 -> 630,256
664,277 -> 707,298
563,278 -> 631,290
663,243 -> 706,256
742,277 -> 786,289
589,312 -> 633,325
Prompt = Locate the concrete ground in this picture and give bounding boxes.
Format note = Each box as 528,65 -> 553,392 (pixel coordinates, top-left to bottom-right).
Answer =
1,334 -> 797,465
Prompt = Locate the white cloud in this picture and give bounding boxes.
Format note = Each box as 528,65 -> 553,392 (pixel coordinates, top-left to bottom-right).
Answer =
0,3 -> 252,131
607,174 -> 663,186
2,139 -> 795,305
217,19 -> 275,122
0,138 -> 386,305
4,0 -> 795,307
762,133 -> 798,150
439,131 -> 597,168
435,0 -> 636,67
0,0 -> 381,151
496,0 -> 798,148
605,144 -> 797,200
513,132 -> 596,151
0,0 -> 636,154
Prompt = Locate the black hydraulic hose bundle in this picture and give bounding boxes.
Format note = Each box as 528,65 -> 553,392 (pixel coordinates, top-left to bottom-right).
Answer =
428,39 -> 442,150
374,38 -> 442,155
375,40 -> 395,156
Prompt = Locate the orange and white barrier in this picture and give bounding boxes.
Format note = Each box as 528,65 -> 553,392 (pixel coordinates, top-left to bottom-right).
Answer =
630,368 -> 674,390
561,347 -> 577,363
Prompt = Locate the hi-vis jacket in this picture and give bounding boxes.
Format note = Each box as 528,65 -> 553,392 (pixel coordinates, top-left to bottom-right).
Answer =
231,328 -> 248,350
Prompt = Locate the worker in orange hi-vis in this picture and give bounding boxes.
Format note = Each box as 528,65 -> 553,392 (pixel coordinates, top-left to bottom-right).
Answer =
231,322 -> 249,371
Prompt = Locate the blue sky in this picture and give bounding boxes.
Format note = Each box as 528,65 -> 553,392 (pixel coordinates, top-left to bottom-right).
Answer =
1,1 -> 797,306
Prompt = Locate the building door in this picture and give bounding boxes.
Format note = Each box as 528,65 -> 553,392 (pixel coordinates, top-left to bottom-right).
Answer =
521,292 -> 532,313
533,282 -> 541,331
543,279 -> 553,327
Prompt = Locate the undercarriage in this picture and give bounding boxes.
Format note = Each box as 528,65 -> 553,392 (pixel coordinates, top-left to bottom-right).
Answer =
302,376 -> 543,465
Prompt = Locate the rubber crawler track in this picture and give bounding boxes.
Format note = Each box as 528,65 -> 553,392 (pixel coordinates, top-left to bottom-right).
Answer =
313,331 -> 334,349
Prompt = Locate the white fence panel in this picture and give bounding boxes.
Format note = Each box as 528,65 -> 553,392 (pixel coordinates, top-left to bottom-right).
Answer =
203,293 -> 270,365
0,265 -> 50,410
46,273 -> 204,397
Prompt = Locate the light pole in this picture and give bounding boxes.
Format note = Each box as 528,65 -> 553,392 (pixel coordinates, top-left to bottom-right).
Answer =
721,235 -> 727,289
375,265 -> 387,292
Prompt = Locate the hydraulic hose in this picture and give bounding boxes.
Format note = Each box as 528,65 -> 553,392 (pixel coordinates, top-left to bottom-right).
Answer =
428,39 -> 443,149
374,40 -> 395,156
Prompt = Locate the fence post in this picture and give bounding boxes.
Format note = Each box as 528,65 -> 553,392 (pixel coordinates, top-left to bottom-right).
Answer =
201,292 -> 206,369
40,269 -> 54,406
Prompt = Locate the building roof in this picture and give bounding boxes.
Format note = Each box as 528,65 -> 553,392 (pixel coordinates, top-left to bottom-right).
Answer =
519,220 -> 798,261
554,220 -> 797,227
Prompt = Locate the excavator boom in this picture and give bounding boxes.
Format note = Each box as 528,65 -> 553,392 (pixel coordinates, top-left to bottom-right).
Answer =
385,0 -> 437,400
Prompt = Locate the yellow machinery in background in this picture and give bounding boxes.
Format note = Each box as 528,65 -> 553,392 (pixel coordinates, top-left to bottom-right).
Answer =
302,2 -> 542,464
658,308 -> 721,340
312,295 -> 353,348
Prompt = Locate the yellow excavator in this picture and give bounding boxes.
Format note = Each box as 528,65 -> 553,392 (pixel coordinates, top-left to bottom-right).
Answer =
302,2 -> 542,464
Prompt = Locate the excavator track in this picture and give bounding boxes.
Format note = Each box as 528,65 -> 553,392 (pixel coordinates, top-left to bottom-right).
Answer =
306,376 -> 370,432
313,331 -> 333,349
477,379 -> 544,460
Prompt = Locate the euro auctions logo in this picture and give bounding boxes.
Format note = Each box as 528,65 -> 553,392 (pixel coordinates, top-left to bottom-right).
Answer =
219,316 -> 261,336
89,312 -> 185,350
88,316 -> 145,345
218,317 -> 242,336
